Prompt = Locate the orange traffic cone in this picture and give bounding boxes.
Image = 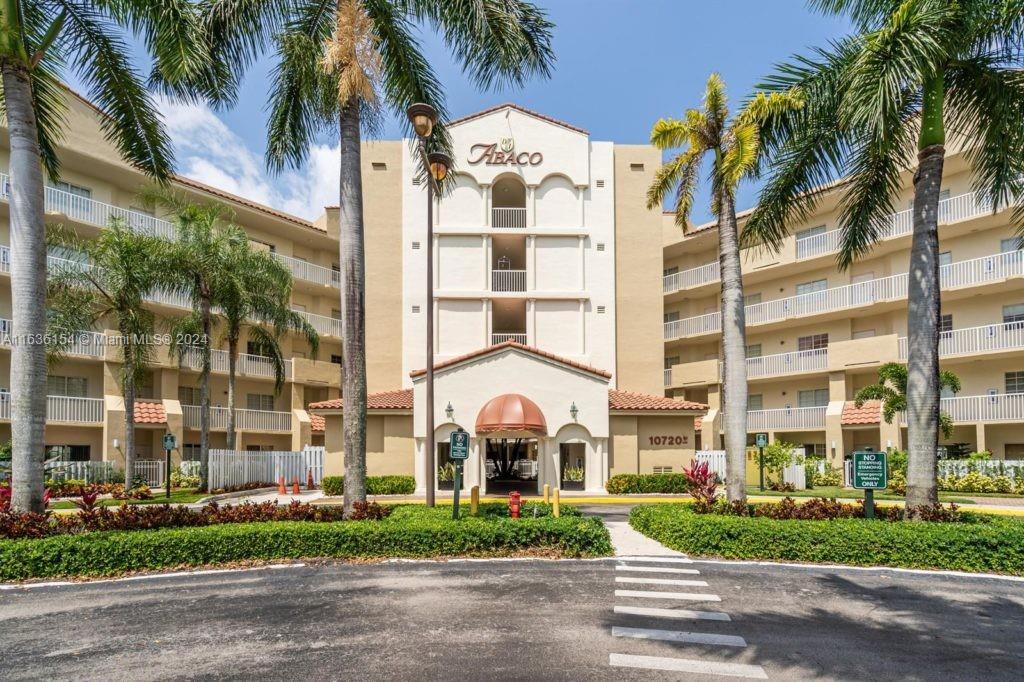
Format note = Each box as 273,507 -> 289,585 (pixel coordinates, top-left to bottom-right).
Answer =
277,476 -> 286,495
291,477 -> 300,495
306,470 -> 315,490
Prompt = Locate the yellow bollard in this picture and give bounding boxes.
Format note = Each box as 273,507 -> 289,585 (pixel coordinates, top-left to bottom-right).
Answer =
543,484 -> 550,504
470,485 -> 479,516
553,488 -> 560,518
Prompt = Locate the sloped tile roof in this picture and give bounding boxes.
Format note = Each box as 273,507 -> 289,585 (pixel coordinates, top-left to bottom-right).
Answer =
447,103 -> 588,135
608,389 -> 708,412
410,342 -> 612,380
134,401 -> 166,424
309,389 -> 413,412
310,413 -> 325,432
842,400 -> 881,425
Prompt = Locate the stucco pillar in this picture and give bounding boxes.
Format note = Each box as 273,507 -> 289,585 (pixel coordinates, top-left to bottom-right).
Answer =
527,235 -> 536,291
975,422 -> 987,454
102,395 -> 127,465
414,438 -> 426,494
481,184 -> 491,226
483,299 -> 491,347
527,184 -> 537,226
527,298 -> 536,347
163,399 -> 184,463
825,400 -> 845,465
466,437 -> 482,490
578,299 -> 586,354
578,235 -> 586,290
828,371 -> 848,401
576,185 -> 586,226
482,235 -> 490,290
879,416 -> 901,452
292,409 -> 311,450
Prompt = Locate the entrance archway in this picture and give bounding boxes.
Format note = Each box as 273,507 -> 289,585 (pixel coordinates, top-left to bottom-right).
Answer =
484,437 -> 538,495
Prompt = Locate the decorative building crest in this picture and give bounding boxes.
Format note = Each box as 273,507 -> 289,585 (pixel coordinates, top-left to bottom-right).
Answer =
467,140 -> 543,166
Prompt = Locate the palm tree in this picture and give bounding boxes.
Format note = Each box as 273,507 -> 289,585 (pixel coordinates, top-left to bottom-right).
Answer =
647,73 -> 800,504
202,0 -> 554,516
744,0 -> 1024,512
855,362 -> 961,441
217,238 -> 319,449
0,2 -> 210,512
48,222 -> 174,489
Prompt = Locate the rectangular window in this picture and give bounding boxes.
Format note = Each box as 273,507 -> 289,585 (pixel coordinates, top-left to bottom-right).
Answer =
744,293 -> 762,306
178,387 -> 200,405
1001,237 -> 1022,253
663,311 -> 680,324
53,180 -> 91,198
852,329 -> 876,340
330,354 -> 342,365
46,375 -> 87,397
182,444 -> 201,461
796,279 -> 827,296
248,238 -> 276,254
1006,372 -> 1024,394
663,266 -> 679,277
940,314 -> 953,335
798,389 -> 829,408
798,334 -> 829,351
795,225 -> 826,241
331,309 -> 342,320
746,344 -> 762,358
939,251 -> 952,266
246,394 -> 275,411
1003,303 -> 1024,327
663,356 -> 679,370
747,394 -> 763,411
246,341 -> 271,357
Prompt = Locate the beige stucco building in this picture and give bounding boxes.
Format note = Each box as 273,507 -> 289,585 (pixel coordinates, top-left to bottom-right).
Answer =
662,144 -> 1024,463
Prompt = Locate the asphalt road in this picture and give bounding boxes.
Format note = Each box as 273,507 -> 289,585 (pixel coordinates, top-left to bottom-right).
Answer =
2,553 -> 1024,681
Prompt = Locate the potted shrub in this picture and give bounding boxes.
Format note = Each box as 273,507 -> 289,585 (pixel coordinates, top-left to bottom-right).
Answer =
561,466 -> 585,491
437,462 -> 455,491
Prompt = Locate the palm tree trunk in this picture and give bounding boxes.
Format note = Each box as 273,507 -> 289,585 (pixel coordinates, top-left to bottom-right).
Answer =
338,101 -> 366,518
906,144 -> 945,512
3,62 -> 49,513
226,332 -> 238,450
718,189 -> 749,504
122,345 -> 136,489
905,72 -> 946,515
199,294 -> 212,491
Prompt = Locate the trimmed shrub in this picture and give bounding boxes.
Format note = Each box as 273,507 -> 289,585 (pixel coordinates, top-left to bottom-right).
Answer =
0,504 -> 611,580
812,466 -> 843,487
321,475 -> 416,497
629,503 -> 1024,575
605,473 -> 690,495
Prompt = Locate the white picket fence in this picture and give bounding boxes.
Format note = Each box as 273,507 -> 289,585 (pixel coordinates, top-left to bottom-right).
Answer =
208,446 -> 325,491
42,459 -> 118,483
938,459 -> 1024,478
695,450 -> 726,481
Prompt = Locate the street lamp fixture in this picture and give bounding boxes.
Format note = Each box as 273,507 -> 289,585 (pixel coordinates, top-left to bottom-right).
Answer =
428,152 -> 452,183
570,402 -> 579,421
406,102 -> 438,139
445,402 -> 454,421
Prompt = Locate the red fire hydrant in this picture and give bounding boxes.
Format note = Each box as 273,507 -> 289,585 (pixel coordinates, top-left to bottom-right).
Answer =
509,491 -> 521,519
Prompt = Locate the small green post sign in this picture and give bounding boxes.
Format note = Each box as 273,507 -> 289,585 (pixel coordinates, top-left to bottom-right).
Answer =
162,433 -> 177,500
852,449 -> 887,519
755,433 -> 768,448
449,429 -> 469,520
755,433 -> 768,491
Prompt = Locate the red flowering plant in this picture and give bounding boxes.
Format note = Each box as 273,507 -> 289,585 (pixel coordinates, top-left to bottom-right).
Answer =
683,460 -> 718,512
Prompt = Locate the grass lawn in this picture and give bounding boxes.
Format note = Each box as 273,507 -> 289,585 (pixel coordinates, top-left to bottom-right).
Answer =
50,488 -> 205,509
746,485 -> 976,504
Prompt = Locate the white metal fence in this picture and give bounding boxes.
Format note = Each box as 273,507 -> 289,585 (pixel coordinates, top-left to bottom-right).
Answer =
744,348 -> 828,379
899,321 -> 1024,360
492,332 -> 527,345
695,450 -> 727,481
179,347 -> 293,379
938,459 -> 1024,478
208,446 -> 325,491
746,406 -> 827,431
492,207 -> 527,228
182,405 -> 292,431
492,269 -> 527,292
43,459 -> 119,483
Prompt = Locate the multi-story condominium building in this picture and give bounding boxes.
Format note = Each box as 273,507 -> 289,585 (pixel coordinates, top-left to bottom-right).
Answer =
662,143 -> 1024,462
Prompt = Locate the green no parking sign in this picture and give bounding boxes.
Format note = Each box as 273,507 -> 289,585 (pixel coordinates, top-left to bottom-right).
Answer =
852,449 -> 887,520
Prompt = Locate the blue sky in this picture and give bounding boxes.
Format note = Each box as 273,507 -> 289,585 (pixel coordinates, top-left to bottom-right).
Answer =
74,1 -> 851,222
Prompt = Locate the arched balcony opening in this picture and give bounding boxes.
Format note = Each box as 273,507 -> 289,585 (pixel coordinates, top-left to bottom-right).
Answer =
491,176 -> 527,228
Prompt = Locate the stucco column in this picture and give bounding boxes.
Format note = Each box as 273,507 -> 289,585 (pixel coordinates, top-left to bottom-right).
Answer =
578,299 -> 586,354
527,298 -> 536,347
527,185 -> 537,226
414,438 -> 426,494
825,401 -> 845,465
483,235 -> 490,290
481,184 -> 491,226
879,418 -> 901,452
576,185 -> 586,226
483,298 -> 491,347
578,235 -> 586,291
975,422 -> 987,454
527,235 -> 536,291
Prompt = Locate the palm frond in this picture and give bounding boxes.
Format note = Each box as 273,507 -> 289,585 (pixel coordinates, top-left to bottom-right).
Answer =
720,122 -> 759,189
649,117 -> 694,150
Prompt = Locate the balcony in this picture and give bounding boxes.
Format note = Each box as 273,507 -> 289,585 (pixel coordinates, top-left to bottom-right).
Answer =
492,207 -> 527,229
0,318 -> 107,358
179,347 -> 293,380
182,405 -> 292,431
746,348 -> 828,379
0,393 -> 103,423
0,172 -> 337,288
665,187 -> 1019,293
492,269 -> 527,292
928,394 -> 1024,424
296,310 -> 343,338
666,250 -> 1024,340
746,406 -> 827,431
899,322 -> 1024,360
664,368 -> 672,385
492,332 -> 527,345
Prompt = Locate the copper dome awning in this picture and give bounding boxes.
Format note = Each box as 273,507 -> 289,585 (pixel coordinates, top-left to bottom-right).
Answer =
475,394 -> 547,436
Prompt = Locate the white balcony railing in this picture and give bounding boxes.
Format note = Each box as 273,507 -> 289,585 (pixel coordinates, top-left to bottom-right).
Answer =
919,394 -> 1024,424
746,348 -> 828,379
899,322 -> 1024,360
667,187 -> 1019,293
492,269 -> 527,292
182,405 -> 292,431
492,207 -> 527,228
666,250 -> 1024,339
0,318 -> 107,358
0,172 -> 336,287
180,347 -> 293,379
664,368 -> 672,385
492,332 -> 527,345
296,310 -> 343,338
2,392 -> 108,423
746,406 -> 827,431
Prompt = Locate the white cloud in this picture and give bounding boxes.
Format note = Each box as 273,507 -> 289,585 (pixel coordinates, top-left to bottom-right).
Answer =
157,96 -> 339,221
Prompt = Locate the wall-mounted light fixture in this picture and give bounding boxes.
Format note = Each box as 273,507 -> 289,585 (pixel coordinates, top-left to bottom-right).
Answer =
445,402 -> 454,421
569,402 -> 579,421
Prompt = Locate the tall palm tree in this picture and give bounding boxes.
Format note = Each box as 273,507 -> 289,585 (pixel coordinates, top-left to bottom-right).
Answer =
0,1 -> 209,512
854,362 -> 961,441
217,238 -> 319,449
647,74 -> 800,504
202,0 -> 554,516
48,222 -> 174,488
744,0 -> 1024,512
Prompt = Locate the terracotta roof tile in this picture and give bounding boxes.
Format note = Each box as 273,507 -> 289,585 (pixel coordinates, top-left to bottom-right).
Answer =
134,401 -> 166,424
310,413 -> 325,432
694,416 -> 703,430
309,389 -> 413,412
608,389 -> 708,412
842,400 -> 881,425
410,342 -> 612,380
447,103 -> 588,135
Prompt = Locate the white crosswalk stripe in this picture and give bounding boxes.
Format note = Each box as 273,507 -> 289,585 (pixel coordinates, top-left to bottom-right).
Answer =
614,605 -> 731,621
616,555 -> 694,564
610,653 -> 768,679
613,625 -> 747,647
615,576 -> 709,587
616,564 -> 700,575
615,589 -> 721,602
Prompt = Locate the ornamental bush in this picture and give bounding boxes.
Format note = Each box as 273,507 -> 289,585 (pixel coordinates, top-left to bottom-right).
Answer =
321,475 -> 416,497
812,466 -> 843,487
937,471 -> 1024,494
0,504 -> 611,580
605,473 -> 690,494
629,504 -> 1024,575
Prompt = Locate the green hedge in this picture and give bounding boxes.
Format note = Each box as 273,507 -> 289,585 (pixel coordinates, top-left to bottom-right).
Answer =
629,504 -> 1024,575
321,475 -> 416,496
606,473 -> 690,494
0,504 -> 610,580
